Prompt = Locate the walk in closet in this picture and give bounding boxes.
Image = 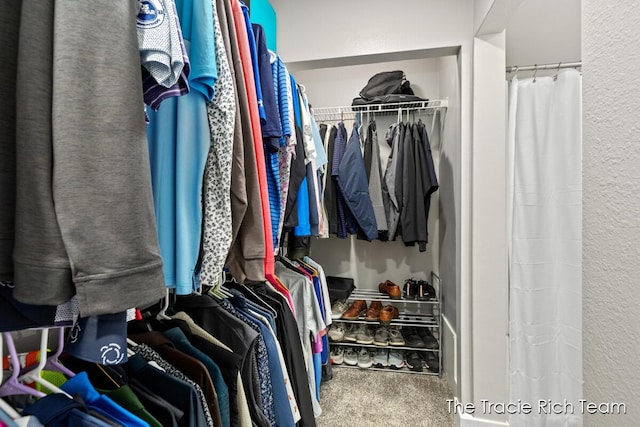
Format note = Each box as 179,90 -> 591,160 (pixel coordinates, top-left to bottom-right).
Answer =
287,53 -> 461,381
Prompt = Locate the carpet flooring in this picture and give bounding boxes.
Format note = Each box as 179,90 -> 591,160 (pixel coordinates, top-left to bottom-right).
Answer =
316,366 -> 455,427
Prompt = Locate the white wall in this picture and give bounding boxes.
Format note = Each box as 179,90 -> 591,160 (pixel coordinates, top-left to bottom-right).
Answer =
438,54 -> 462,397
506,0 -> 581,67
583,1 -> 640,425
295,59 -> 441,108
271,0 -> 472,64
471,31 -> 509,424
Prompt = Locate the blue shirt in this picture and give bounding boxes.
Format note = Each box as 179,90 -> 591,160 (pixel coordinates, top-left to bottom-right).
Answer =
230,297 -> 295,427
271,54 -> 291,146
22,393 -> 114,427
252,24 -> 282,149
241,3 -> 265,122
174,0 -> 217,100
291,75 -> 311,237
60,372 -> 150,427
147,90 -> 210,295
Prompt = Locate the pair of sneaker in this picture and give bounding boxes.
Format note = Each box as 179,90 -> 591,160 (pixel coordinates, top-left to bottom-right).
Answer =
330,346 -> 345,364
342,324 -> 375,344
340,347 -> 374,368
403,279 -> 436,300
406,351 -> 439,373
373,326 -> 405,346
373,348 -> 405,369
402,327 -> 439,349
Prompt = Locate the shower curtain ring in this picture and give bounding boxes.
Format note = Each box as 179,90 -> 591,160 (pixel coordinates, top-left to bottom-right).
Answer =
533,64 -> 538,83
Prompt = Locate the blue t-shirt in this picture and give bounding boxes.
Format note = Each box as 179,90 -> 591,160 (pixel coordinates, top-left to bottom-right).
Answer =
174,0 -> 217,100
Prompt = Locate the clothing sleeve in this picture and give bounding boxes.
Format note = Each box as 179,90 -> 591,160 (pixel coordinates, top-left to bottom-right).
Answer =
13,0 -> 166,316
174,0 -> 217,100
252,24 -> 281,151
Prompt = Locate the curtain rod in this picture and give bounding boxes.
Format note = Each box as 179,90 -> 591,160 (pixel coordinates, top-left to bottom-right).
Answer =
506,61 -> 582,73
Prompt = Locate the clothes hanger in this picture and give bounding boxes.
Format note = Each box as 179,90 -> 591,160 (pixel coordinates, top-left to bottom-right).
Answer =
17,329 -> 72,398
0,397 -> 20,421
209,271 -> 232,300
18,327 -> 75,379
0,333 -> 45,399
238,285 -> 278,318
0,334 -> 35,414
44,327 -> 75,378
156,288 -> 172,321
126,338 -> 165,371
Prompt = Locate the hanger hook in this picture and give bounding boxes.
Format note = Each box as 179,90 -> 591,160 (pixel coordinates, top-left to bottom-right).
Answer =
554,62 -> 562,81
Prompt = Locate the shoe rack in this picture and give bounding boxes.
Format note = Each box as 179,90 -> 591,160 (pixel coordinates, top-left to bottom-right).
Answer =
332,272 -> 442,376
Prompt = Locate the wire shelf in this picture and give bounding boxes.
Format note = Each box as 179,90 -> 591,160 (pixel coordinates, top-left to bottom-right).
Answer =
330,341 -> 439,353
311,99 -> 448,122
334,313 -> 439,328
347,289 -> 438,304
333,363 -> 439,376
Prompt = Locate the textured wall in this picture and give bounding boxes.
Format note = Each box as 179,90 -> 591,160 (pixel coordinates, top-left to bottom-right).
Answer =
583,1 -> 640,425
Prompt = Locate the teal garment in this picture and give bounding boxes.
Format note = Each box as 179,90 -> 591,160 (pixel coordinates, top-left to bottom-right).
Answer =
162,328 -> 230,427
147,86 -> 210,294
313,352 -> 321,402
173,0 -> 217,100
249,0 -> 277,51
146,0 -> 213,294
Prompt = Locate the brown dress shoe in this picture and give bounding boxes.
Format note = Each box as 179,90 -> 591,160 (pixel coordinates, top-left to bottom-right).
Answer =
341,300 -> 367,320
364,301 -> 384,321
378,280 -> 402,300
380,305 -> 400,326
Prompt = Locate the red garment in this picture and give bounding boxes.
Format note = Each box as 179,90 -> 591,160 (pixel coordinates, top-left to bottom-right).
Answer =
230,0 -> 274,278
272,276 -> 297,319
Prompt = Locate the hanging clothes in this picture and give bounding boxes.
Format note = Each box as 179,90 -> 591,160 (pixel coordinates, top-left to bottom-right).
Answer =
252,24 -> 282,252
365,120 -> 388,235
8,0 -> 165,316
147,0 -> 217,295
243,283 -> 316,426
275,261 -> 325,418
224,0 -> 265,282
199,0 -> 236,287
338,125 -> 378,241
400,123 -> 439,251
331,123 -> 348,238
382,122 -> 402,240
271,53 -> 294,249
140,0 -> 191,111
173,294 -> 270,427
231,0 -> 274,278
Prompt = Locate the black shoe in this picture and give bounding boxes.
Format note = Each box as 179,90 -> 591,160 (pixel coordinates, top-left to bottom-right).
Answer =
422,351 -> 439,373
403,279 -> 416,300
417,328 -> 439,349
402,327 -> 426,348
406,351 -> 423,372
416,280 -> 436,301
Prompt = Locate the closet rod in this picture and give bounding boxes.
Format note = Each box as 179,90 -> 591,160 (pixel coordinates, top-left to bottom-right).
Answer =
311,99 -> 448,116
506,61 -> 582,73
